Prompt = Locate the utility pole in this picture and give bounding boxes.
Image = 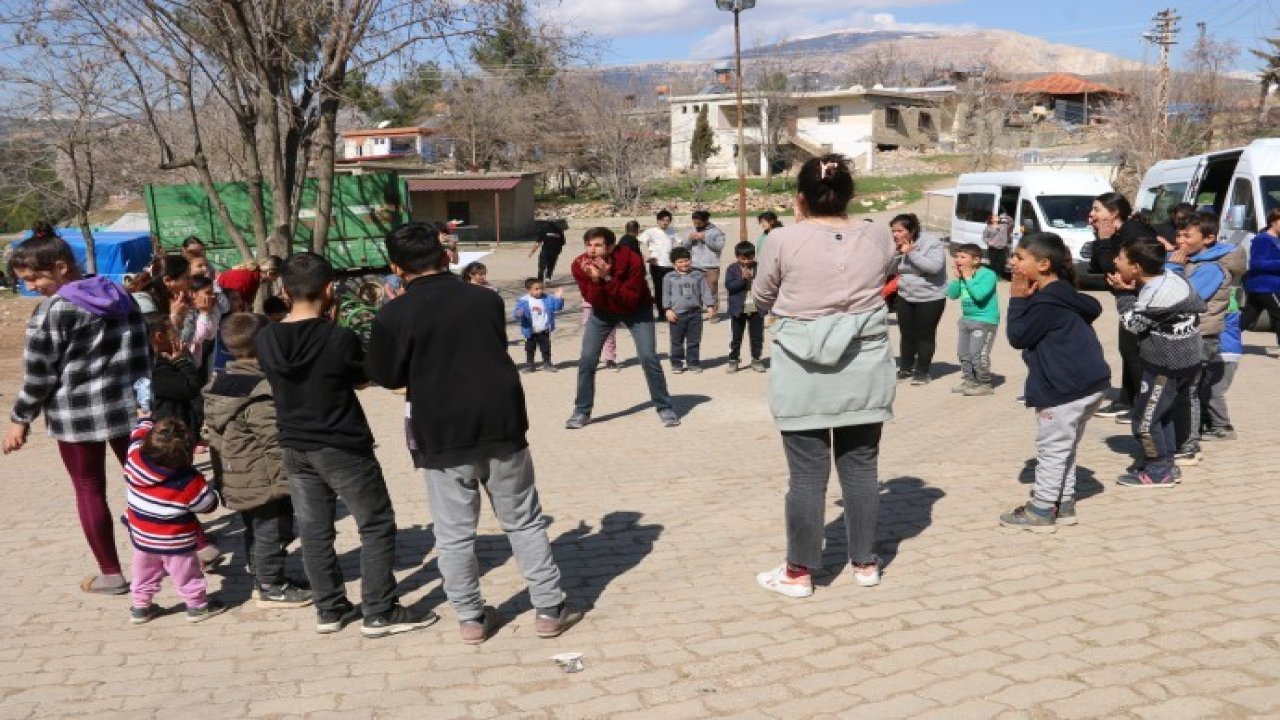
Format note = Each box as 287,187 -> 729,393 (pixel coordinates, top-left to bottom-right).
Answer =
1143,8 -> 1181,128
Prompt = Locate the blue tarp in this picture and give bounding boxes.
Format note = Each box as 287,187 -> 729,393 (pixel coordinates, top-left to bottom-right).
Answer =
9,230 -> 153,296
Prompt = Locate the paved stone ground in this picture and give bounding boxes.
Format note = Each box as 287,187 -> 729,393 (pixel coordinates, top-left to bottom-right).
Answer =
3,226 -> 1280,719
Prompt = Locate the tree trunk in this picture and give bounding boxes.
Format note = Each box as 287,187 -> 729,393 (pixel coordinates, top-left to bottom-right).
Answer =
311,89 -> 343,256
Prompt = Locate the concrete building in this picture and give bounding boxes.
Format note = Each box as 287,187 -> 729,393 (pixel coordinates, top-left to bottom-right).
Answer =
401,173 -> 538,244
339,126 -> 453,163
668,85 -> 947,175
999,73 -> 1123,126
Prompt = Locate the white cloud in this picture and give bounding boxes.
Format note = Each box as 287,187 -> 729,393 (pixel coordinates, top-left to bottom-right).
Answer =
540,0 -> 962,42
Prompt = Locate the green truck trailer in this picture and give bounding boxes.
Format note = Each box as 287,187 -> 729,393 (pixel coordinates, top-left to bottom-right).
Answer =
144,173 -> 410,271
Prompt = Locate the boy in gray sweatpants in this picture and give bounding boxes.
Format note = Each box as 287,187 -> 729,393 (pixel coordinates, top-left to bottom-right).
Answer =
365,222 -> 579,644
663,246 -> 716,373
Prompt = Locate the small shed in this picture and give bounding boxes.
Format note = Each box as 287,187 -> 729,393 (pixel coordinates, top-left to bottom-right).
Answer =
404,173 -> 538,245
1000,73 -> 1123,126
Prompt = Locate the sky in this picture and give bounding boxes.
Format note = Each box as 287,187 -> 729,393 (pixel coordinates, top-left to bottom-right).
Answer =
545,0 -> 1280,71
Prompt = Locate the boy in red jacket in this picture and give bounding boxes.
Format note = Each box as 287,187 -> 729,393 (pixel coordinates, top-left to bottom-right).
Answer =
567,227 -> 678,429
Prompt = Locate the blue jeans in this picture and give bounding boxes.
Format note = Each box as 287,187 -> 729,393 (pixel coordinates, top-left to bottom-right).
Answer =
669,310 -> 704,367
283,447 -> 399,616
575,307 -> 671,414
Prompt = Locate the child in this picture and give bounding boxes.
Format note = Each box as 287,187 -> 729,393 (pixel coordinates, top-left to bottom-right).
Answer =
663,246 -> 714,373
946,243 -> 1001,396
4,234 -> 150,595
723,241 -> 765,373
124,416 -> 225,623
513,278 -> 565,373
1109,234 -> 1206,488
462,261 -> 493,289
257,252 -> 436,637
1205,290 -> 1243,440
203,313 -> 311,607
1168,212 -> 1246,456
1001,233 -> 1111,531
366,222 -> 579,644
185,275 -> 220,372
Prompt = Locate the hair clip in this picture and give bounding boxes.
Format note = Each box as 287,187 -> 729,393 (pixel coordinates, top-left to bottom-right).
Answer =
820,161 -> 838,180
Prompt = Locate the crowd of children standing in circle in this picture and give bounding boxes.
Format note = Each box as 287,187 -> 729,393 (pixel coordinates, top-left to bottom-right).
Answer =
5,151 -> 1280,630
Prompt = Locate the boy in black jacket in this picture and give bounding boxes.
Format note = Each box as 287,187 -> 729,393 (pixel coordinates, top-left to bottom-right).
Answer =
366,222 -> 578,645
257,252 -> 437,638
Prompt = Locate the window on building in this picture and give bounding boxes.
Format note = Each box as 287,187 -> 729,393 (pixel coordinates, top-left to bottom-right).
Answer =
447,201 -> 472,226
918,112 -> 934,132
886,107 -> 903,129
682,106 -> 688,114
817,105 -> 840,124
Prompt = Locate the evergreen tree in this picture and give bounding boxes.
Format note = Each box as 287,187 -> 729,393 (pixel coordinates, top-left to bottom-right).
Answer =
689,105 -> 719,185
470,0 -> 557,92
1252,33 -> 1280,124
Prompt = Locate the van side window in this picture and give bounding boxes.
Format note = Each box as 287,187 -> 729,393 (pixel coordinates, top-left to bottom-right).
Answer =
1019,200 -> 1039,233
955,192 -> 996,223
1228,177 -> 1256,231
1150,182 -> 1189,224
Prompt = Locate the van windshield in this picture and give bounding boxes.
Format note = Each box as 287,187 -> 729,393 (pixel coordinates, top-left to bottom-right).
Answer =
1261,176 -> 1280,217
1036,195 -> 1094,230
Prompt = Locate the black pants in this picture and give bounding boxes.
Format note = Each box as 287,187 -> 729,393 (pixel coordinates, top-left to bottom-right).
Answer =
241,496 -> 296,589
1132,371 -> 1194,477
650,265 -> 673,314
1118,326 -> 1143,407
524,330 -> 552,365
537,250 -> 562,281
669,310 -> 704,367
730,311 -> 764,361
283,446 -> 399,616
1241,291 -> 1280,344
987,247 -> 1008,278
895,297 -> 946,375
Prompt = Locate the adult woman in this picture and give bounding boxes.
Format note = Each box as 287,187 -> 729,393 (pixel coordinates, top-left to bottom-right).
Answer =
890,213 -> 948,384
1242,208 -> 1280,352
3,235 -> 150,594
1088,192 -> 1158,421
983,214 -> 1012,278
752,154 -> 897,598
756,211 -> 784,251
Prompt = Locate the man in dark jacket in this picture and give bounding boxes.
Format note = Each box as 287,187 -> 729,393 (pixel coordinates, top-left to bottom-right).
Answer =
1089,215 -> 1159,422
365,222 -> 578,644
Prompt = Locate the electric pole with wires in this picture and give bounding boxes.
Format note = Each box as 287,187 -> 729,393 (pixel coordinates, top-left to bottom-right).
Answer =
1144,8 -> 1182,128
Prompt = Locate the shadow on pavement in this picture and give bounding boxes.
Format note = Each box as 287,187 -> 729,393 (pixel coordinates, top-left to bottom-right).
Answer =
589,394 -> 711,424
819,476 -> 945,584
1016,459 -> 1105,502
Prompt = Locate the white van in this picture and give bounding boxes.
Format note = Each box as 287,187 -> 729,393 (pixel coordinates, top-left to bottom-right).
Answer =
1136,138 -> 1280,246
951,171 -> 1114,274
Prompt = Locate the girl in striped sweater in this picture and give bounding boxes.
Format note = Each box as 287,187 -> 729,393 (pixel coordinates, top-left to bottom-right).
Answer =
124,417 -> 225,624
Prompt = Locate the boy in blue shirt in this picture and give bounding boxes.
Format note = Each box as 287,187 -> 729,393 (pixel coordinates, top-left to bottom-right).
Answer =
513,278 -> 565,374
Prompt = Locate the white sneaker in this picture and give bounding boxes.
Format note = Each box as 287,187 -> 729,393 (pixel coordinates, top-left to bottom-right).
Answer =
756,564 -> 814,598
851,563 -> 881,587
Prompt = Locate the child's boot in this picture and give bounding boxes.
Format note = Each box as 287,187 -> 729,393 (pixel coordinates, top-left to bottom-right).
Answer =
964,383 -> 994,396
999,502 -> 1056,533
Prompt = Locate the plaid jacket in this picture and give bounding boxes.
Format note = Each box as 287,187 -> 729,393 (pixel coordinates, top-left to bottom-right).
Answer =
10,294 -> 151,442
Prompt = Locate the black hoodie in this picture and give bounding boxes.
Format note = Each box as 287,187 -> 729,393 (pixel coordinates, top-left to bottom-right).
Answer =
1007,280 -> 1112,408
1088,220 -> 1158,280
256,318 -> 374,453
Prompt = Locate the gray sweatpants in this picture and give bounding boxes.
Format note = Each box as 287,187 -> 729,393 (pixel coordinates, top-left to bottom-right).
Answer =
1204,360 -> 1238,431
424,448 -> 565,619
957,318 -> 998,384
1029,391 -> 1105,510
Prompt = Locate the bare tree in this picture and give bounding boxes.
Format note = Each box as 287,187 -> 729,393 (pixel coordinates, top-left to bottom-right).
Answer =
564,78 -> 663,213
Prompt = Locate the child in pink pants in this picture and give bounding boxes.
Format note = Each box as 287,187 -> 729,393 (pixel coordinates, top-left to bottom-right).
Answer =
582,301 -> 619,371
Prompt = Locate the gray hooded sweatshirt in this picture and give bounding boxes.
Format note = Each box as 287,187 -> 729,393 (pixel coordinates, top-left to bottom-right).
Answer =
891,235 -> 948,303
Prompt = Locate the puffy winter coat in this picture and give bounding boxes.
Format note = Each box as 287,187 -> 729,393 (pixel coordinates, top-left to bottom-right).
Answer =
202,360 -> 287,511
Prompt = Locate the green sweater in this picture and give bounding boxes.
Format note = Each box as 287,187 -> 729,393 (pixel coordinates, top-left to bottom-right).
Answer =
946,267 -> 1000,325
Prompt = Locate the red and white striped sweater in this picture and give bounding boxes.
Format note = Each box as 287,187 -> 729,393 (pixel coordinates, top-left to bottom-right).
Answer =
123,418 -> 217,554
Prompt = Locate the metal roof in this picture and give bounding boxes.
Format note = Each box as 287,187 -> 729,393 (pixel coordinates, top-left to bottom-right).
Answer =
1001,73 -> 1122,96
407,177 -> 524,192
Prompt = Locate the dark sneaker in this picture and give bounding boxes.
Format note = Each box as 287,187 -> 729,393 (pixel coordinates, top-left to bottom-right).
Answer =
1055,500 -> 1077,526
129,604 -> 159,625
564,412 -> 591,430
910,373 -> 931,386
672,364 -> 686,374
186,599 -> 228,623
361,604 -> 440,639
1117,470 -> 1178,488
543,362 -> 559,373
999,503 -> 1056,533
1201,427 -> 1237,441
725,361 -> 740,374
534,604 -> 583,638
751,359 -> 766,373
520,364 -> 536,374
896,369 -> 913,381
316,602 -> 360,634
257,583 -> 314,609
1095,402 -> 1131,418
605,360 -> 620,372
689,365 -> 703,374
459,606 -> 499,645
963,383 -> 994,396
658,409 -> 681,428
1174,448 -> 1203,466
